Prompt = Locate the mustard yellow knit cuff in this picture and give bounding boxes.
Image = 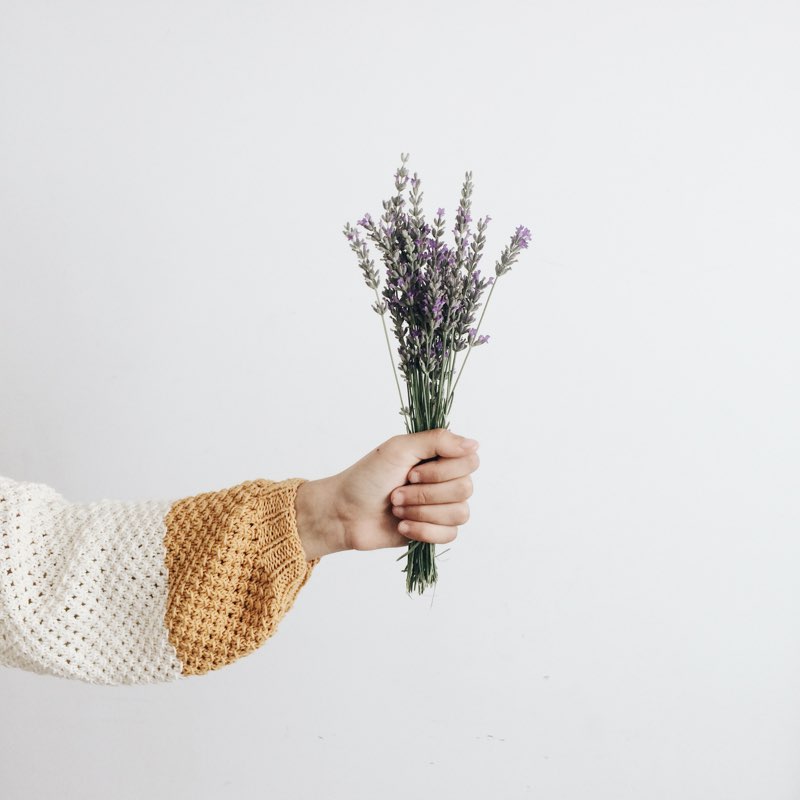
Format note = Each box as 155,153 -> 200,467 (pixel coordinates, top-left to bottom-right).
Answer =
163,477 -> 320,676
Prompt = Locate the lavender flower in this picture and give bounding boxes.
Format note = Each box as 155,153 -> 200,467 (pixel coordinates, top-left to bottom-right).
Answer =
495,222 -> 533,276
343,152 -> 532,595
516,224 -> 532,248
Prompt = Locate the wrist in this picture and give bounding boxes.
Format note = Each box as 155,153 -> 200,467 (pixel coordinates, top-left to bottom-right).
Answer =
294,476 -> 349,561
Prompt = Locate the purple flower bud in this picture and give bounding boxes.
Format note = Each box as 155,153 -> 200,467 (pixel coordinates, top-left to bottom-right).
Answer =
515,225 -> 532,248
437,207 -> 445,217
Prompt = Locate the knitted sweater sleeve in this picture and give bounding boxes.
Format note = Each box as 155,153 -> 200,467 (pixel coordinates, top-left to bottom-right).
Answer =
0,475 -> 320,685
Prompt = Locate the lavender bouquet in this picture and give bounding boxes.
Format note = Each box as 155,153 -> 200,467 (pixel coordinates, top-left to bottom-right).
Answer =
343,153 -> 532,595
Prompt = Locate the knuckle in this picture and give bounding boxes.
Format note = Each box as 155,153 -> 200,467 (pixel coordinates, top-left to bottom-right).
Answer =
413,505 -> 430,522
403,505 -> 421,521
416,486 -> 431,505
400,521 -> 418,539
446,526 -> 459,543
460,476 -> 474,498
458,503 -> 470,524
469,452 -> 480,470
382,434 -> 403,457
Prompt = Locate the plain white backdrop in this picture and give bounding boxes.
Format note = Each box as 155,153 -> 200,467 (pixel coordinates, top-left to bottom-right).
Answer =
1,1 -> 799,798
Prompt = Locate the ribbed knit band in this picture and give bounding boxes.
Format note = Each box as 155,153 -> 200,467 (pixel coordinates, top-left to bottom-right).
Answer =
163,477 -> 320,675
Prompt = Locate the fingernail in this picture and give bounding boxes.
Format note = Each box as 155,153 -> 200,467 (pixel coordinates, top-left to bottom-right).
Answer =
392,506 -> 404,517
398,521 -> 410,533
392,491 -> 405,505
409,471 -> 421,483
460,438 -> 479,450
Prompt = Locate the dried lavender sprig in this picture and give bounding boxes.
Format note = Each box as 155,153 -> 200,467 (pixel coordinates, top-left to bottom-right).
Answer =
343,218 -> 411,431
444,223 -> 533,415
453,171 -> 474,272
343,220 -> 379,290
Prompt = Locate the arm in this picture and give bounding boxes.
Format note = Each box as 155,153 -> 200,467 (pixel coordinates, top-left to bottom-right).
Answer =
0,429 -> 479,685
0,476 -> 321,684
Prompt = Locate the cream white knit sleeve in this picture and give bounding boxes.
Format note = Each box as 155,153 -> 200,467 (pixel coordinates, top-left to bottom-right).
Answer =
0,475 -> 319,685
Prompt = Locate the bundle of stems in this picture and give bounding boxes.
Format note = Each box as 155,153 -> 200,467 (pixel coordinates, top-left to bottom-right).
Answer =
343,152 -> 531,594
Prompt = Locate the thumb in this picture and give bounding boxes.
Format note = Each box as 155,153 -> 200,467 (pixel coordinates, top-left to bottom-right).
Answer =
382,428 -> 479,468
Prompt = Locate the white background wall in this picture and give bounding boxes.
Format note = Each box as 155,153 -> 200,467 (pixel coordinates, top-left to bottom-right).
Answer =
1,1 -> 799,798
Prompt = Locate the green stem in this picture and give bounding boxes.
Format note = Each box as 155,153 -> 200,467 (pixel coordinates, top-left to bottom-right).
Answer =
433,326 -> 455,428
446,277 -> 498,413
375,287 -> 409,431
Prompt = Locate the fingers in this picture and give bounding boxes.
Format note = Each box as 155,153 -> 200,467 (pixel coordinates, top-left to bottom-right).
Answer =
381,428 -> 479,467
382,430 -> 481,549
407,451 -> 480,485
393,501 -> 470,526
391,475 -> 473,507
396,519 -> 459,545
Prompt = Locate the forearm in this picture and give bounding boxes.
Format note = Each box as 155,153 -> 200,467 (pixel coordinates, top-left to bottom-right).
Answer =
294,476 -> 349,561
0,475 -> 322,685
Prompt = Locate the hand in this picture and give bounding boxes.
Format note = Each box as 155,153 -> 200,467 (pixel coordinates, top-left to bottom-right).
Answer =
294,428 -> 480,561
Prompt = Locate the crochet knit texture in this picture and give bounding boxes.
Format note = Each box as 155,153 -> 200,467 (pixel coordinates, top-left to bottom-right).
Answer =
0,476 -> 320,685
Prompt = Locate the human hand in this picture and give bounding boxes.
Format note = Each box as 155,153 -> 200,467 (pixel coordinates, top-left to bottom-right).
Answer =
294,429 -> 480,561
